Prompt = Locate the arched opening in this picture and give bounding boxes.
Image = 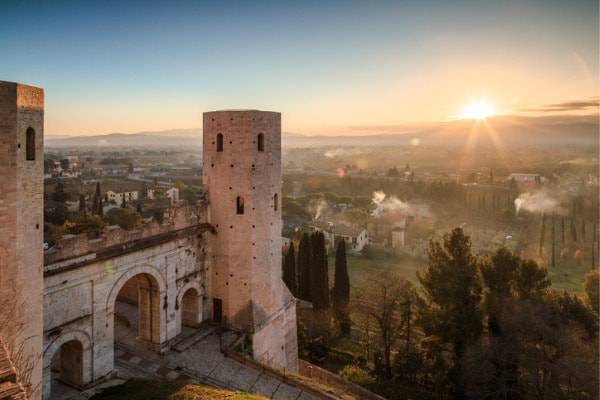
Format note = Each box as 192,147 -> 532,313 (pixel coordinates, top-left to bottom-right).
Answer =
114,273 -> 161,350
236,196 -> 245,214
49,340 -> 84,396
216,133 -> 224,152
273,193 -> 278,211
181,288 -> 201,328
257,133 -> 264,152
26,127 -> 36,160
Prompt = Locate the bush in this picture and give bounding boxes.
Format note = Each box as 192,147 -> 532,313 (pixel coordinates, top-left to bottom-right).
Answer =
105,207 -> 141,230
339,364 -> 375,388
66,213 -> 106,237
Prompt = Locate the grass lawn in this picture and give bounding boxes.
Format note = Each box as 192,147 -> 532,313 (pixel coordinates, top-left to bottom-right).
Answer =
328,252 -> 426,290
329,251 -> 590,294
89,380 -> 266,400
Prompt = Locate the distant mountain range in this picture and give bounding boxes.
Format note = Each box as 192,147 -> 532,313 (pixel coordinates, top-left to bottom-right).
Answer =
45,114 -> 598,149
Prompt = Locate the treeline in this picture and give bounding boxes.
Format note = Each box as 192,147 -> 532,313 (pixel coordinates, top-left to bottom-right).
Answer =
347,228 -> 598,400
282,231 -> 351,338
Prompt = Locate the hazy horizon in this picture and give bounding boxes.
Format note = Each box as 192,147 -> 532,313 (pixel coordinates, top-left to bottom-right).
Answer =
2,0 -> 598,136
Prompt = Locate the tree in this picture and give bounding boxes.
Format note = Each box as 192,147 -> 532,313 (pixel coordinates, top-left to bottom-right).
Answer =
310,231 -> 330,311
584,270 -> 599,314
78,194 -> 86,212
121,196 -> 127,208
356,272 -> 415,380
65,213 -> 106,238
60,158 -> 70,171
96,195 -> 104,217
297,233 -> 312,302
46,204 -> 68,225
136,202 -> 143,215
464,296 -> 598,400
333,240 -> 351,335
480,248 -> 520,335
418,228 -> 483,399
51,182 -> 69,202
514,259 -> 550,300
282,242 -> 297,296
105,208 -> 140,230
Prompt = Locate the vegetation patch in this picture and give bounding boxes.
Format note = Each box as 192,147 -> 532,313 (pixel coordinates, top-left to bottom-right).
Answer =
89,380 -> 267,400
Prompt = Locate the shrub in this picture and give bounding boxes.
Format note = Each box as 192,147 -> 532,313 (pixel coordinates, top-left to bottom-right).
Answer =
339,364 -> 375,388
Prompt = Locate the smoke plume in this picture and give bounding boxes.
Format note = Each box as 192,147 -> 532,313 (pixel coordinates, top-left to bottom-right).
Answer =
514,192 -> 564,215
371,190 -> 411,217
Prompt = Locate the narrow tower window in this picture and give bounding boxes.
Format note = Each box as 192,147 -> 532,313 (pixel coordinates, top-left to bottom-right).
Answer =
26,127 -> 35,161
236,196 -> 245,214
216,133 -> 224,152
273,193 -> 278,211
257,133 -> 264,152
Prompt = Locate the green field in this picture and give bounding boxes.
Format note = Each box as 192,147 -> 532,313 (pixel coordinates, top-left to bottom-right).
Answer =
329,251 -> 590,294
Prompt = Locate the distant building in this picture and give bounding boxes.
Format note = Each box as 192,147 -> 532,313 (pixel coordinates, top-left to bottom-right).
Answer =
105,190 -> 138,206
508,173 -> 544,184
308,220 -> 369,253
166,187 -> 179,205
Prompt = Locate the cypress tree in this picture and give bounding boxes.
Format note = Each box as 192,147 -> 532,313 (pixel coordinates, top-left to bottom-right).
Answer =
136,202 -> 143,215
282,242 -> 297,296
121,196 -> 127,208
311,232 -> 330,311
79,194 -> 86,212
297,233 -> 312,301
97,196 -> 104,217
333,239 -> 351,335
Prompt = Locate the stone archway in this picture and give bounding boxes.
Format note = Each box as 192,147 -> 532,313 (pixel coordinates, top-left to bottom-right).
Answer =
113,273 -> 163,348
180,287 -> 202,328
42,331 -> 92,400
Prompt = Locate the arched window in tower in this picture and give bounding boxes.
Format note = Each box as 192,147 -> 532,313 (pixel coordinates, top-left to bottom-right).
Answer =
273,193 -> 278,211
257,133 -> 264,152
236,196 -> 245,214
26,127 -> 36,161
216,133 -> 224,152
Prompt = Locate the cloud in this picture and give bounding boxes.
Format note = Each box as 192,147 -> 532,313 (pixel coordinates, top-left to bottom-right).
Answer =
521,97 -> 599,113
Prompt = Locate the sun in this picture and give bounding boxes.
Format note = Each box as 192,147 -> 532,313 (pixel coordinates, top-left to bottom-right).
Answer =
457,98 -> 496,120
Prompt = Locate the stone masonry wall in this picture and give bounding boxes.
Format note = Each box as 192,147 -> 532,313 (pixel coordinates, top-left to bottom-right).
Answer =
203,110 -> 298,372
0,81 -> 44,400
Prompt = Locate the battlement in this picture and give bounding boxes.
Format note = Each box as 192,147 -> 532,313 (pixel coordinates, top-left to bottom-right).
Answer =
44,203 -> 209,269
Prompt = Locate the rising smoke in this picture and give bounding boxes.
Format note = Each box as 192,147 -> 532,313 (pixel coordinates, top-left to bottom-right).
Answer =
371,190 -> 412,217
514,191 -> 565,215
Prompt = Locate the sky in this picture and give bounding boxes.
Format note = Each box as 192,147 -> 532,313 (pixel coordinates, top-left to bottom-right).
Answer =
1,0 -> 598,136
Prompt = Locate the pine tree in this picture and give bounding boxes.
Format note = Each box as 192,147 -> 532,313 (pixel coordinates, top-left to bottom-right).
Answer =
282,242 -> 297,296
333,240 -> 351,335
418,228 -> 482,399
297,233 -> 312,301
310,232 -> 330,311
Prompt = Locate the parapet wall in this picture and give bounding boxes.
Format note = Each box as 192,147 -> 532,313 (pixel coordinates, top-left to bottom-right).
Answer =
44,202 -> 208,266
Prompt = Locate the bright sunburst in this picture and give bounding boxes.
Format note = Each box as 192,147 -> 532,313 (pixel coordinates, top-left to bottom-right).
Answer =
457,98 -> 496,120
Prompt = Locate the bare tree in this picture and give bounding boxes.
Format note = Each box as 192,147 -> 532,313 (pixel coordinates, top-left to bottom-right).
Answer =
355,271 -> 416,379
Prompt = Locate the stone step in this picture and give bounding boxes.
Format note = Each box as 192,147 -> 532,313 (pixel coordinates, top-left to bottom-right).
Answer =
171,326 -> 218,353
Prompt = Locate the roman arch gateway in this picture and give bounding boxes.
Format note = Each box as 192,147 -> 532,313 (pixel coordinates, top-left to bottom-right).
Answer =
0,81 -> 298,400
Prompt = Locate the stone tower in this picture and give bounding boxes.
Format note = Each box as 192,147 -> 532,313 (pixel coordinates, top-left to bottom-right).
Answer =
0,81 -> 44,399
203,110 -> 298,372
